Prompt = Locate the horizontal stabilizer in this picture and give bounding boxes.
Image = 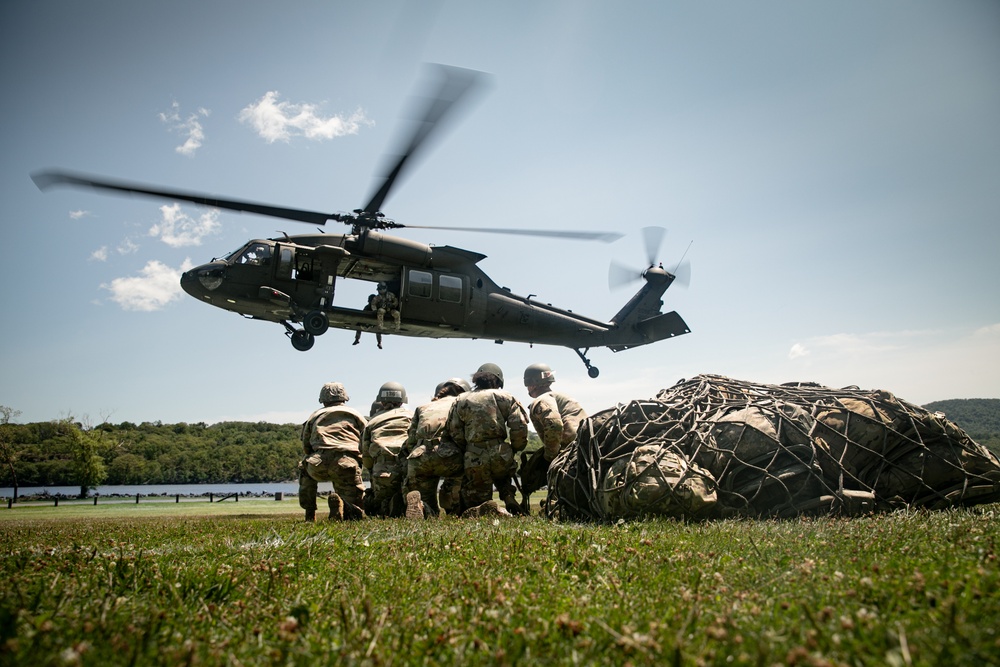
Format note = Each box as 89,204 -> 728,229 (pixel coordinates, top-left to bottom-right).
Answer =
638,311 -> 690,341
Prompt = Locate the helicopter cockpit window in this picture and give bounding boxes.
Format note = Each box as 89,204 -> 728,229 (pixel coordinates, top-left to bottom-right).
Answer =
439,274 -> 463,303
235,242 -> 272,266
408,270 -> 432,298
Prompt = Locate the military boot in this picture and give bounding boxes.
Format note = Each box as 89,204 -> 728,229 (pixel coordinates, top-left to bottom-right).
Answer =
328,493 -> 344,521
461,500 -> 510,519
501,492 -> 525,516
342,502 -> 366,521
405,491 -> 424,520
304,509 -> 316,522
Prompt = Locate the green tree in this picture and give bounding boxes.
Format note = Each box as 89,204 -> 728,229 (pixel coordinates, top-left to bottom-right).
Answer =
58,420 -> 108,498
107,453 -> 147,484
0,406 -> 23,502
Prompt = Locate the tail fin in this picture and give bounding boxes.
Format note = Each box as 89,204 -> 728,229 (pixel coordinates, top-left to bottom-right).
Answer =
608,266 -> 690,351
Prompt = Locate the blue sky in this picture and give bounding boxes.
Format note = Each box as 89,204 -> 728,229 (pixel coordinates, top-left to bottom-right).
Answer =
2,0 -> 998,426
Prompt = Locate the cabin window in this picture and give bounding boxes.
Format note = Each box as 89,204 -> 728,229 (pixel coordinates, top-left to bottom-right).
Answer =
440,274 -> 463,303
277,247 -> 294,280
408,270 -> 433,298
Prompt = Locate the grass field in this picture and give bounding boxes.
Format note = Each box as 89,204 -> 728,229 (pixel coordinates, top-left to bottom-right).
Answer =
1,500 -> 998,666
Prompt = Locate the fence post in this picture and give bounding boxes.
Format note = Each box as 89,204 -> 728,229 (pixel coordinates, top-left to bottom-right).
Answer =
54,497 -> 59,507
7,497 -> 12,509
176,494 -> 180,503
93,496 -> 98,506
136,494 -> 140,504
209,493 -> 214,503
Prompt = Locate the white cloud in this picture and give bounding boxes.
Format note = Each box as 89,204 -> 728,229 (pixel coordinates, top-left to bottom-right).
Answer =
238,92 -> 372,143
90,247 -> 108,262
806,332 -> 906,355
70,210 -> 91,220
149,203 -> 221,247
973,323 -> 1000,338
117,238 -> 140,255
102,259 -> 194,312
159,102 -> 210,157
788,343 -> 809,360
784,327 -> 1000,402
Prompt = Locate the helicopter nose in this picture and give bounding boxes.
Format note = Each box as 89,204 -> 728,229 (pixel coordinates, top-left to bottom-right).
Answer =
181,263 -> 225,298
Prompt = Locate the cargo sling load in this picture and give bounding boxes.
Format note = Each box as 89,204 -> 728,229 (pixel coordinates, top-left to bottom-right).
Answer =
545,375 -> 1000,521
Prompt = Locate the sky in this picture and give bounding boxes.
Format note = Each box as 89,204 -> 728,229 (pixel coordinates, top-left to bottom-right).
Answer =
2,0 -> 998,426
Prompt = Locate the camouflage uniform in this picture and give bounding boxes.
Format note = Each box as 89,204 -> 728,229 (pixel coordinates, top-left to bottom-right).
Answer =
447,389 -> 528,511
529,391 -> 587,461
300,401 -> 367,519
361,405 -> 413,517
372,283 -> 401,331
400,395 -> 464,516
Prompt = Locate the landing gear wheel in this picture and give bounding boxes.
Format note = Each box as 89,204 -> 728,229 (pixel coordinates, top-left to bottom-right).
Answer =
290,330 -> 315,351
575,348 -> 600,379
303,310 -> 329,336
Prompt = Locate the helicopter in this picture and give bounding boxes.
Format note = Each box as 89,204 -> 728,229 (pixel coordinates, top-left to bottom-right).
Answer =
31,65 -> 689,378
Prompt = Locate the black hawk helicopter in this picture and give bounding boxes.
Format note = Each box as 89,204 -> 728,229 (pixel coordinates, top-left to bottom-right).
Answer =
32,65 -> 689,378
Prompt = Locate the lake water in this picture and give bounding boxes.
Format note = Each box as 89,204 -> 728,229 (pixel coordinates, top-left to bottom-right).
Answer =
0,482 -> 301,498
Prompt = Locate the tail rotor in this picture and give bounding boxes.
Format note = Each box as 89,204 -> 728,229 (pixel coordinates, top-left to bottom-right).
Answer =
608,226 -> 691,290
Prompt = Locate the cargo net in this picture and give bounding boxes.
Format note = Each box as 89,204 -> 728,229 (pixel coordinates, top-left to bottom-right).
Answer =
544,374 -> 1000,522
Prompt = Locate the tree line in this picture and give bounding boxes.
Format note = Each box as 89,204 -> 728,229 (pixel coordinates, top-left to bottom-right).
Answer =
0,410 -> 302,498
2,398 -> 994,499
923,398 -> 1000,455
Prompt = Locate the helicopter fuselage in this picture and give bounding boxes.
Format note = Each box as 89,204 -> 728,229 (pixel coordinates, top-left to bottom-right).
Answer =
180,231 -> 690,361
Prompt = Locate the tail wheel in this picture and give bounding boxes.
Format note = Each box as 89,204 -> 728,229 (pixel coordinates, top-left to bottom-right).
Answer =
291,330 -> 315,351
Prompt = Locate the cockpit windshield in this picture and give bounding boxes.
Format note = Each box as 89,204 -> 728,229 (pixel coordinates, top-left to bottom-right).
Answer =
230,242 -> 272,266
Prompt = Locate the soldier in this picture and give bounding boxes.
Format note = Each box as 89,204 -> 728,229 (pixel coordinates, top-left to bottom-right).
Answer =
353,293 -> 383,349
400,377 -> 471,519
372,282 -> 401,331
360,382 -> 413,517
446,363 -> 529,516
300,382 -> 367,521
521,363 -> 588,509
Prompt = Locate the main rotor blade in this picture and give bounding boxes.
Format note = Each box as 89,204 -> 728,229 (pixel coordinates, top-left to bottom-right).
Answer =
31,169 -> 340,226
363,64 -> 488,214
642,226 -> 665,267
403,224 -> 622,242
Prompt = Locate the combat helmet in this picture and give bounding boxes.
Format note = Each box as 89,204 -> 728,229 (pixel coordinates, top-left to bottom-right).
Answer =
377,381 -> 407,405
435,377 -> 471,395
319,382 -> 349,404
524,363 -> 555,387
476,362 -> 504,385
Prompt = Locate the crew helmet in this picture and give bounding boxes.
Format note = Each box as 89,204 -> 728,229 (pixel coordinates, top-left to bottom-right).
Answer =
377,381 -> 407,404
319,382 -> 349,404
524,363 -> 555,387
476,362 -> 504,385
377,281 -> 387,292
435,377 -> 471,395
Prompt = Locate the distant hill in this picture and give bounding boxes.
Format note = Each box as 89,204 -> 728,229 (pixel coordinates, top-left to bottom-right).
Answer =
923,398 -> 1000,457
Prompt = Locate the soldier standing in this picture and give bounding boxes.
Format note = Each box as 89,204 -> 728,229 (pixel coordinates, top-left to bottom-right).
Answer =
300,382 -> 367,521
446,363 -> 528,516
521,363 -> 588,508
361,382 -> 413,517
400,377 -> 470,519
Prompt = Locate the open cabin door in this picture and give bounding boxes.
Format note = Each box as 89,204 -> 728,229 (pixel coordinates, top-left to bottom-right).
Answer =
274,243 -> 347,312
